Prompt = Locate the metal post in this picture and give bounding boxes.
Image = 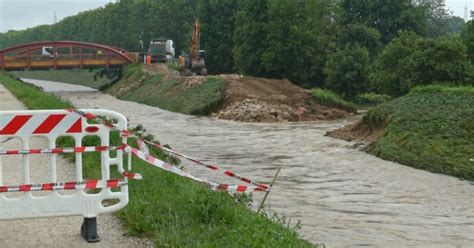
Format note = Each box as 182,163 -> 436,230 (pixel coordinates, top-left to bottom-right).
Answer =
257,167 -> 281,214
81,217 -> 100,243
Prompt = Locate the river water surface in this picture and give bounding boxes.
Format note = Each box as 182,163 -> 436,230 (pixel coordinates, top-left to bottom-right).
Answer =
23,79 -> 474,247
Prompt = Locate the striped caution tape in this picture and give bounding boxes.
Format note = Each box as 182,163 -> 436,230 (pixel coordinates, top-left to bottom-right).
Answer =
0,178 -> 128,193
141,139 -> 270,191
0,144 -> 127,156
130,145 -> 266,193
66,108 -> 271,193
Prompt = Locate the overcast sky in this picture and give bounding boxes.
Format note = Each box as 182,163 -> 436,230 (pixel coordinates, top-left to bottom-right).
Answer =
0,0 -> 472,33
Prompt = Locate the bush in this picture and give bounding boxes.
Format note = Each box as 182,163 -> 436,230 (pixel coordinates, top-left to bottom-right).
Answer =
324,44 -> 370,99
370,31 -> 472,97
369,31 -> 422,97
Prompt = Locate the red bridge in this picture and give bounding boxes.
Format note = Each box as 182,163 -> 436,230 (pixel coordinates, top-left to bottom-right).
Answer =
0,41 -> 138,71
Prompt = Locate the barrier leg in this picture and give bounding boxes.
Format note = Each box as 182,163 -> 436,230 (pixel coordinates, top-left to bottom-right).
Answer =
81,217 -> 100,243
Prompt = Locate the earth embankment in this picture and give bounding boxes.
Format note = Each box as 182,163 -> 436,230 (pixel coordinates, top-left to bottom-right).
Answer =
110,64 -> 352,122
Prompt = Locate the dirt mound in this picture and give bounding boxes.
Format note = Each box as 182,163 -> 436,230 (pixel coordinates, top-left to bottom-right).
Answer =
134,66 -> 352,122
215,74 -> 351,122
326,120 -> 385,150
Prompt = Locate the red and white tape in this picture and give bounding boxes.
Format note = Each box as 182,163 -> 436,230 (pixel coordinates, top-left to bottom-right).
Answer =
66,109 -> 271,193
142,139 -> 269,191
0,144 -> 126,156
129,146 -> 264,193
0,178 -> 127,193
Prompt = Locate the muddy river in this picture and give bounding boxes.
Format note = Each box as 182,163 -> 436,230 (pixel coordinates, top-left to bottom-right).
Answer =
23,78 -> 474,247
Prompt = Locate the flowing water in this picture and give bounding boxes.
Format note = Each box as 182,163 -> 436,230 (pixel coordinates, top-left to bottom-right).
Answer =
23,79 -> 474,247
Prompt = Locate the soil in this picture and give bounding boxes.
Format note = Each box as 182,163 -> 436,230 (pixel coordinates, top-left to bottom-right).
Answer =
326,119 -> 385,151
215,74 -> 351,122
140,66 -> 352,122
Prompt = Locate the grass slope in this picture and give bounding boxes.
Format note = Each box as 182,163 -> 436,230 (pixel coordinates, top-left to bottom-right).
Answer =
363,85 -> 474,181
107,64 -> 225,115
10,69 -> 112,89
0,73 -> 314,247
311,88 -> 357,113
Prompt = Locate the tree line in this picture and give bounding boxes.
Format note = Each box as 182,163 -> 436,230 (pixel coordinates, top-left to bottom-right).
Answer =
0,0 -> 472,98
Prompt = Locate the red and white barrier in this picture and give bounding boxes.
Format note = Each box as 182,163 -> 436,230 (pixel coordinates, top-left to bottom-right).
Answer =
0,109 -> 132,221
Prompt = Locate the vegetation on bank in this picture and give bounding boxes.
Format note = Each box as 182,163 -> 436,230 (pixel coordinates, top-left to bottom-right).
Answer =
362,85 -> 474,181
0,73 -> 314,247
10,69 -> 112,89
107,64 -> 225,115
311,89 -> 357,113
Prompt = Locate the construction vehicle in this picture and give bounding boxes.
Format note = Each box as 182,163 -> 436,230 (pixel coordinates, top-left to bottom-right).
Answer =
148,38 -> 174,63
179,19 -> 207,76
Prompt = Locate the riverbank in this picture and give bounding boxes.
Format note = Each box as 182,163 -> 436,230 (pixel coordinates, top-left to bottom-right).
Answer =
12,65 -> 353,122
328,85 -> 474,181
0,73 -> 315,247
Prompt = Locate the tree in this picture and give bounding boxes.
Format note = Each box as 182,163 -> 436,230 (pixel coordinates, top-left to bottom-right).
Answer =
414,0 -> 452,37
371,31 -> 471,96
324,44 -> 369,99
233,0 -> 269,76
404,37 -> 471,86
260,0 -> 330,87
337,24 -> 382,58
339,0 -> 426,44
198,0 -> 238,74
448,16 -> 465,35
369,31 -> 422,96
461,20 -> 474,62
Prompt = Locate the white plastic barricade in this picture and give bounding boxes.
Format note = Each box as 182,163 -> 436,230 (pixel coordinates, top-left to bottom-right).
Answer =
0,109 -> 131,242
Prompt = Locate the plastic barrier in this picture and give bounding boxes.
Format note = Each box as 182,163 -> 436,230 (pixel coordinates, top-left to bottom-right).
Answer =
0,109 -> 131,242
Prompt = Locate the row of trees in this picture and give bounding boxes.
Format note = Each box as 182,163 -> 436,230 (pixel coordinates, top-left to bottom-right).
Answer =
0,0 -> 472,98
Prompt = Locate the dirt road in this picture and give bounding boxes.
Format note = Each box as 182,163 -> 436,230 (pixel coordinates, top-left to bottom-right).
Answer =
0,84 -> 151,247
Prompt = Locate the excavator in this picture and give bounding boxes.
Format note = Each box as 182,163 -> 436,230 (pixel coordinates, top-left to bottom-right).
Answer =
179,18 -> 207,76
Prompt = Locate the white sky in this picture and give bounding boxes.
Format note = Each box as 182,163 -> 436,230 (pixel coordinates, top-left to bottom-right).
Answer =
0,0 -> 111,33
0,0 -> 471,33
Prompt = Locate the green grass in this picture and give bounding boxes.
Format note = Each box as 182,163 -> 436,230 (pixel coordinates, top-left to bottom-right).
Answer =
0,72 -> 314,247
355,92 -> 392,105
10,68 -> 112,89
311,88 -> 357,113
109,64 -> 225,115
410,84 -> 474,94
362,85 -> 474,181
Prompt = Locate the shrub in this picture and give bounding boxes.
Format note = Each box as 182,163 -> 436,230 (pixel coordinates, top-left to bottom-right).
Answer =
324,44 -> 370,99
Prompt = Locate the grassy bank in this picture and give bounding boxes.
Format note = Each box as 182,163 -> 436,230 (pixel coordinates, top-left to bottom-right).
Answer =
0,73 -> 314,247
10,69 -> 112,89
107,64 -> 225,115
362,85 -> 474,181
311,88 -> 357,113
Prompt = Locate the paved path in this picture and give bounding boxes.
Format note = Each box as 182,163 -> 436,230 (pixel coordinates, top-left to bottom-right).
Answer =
0,84 -> 152,247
